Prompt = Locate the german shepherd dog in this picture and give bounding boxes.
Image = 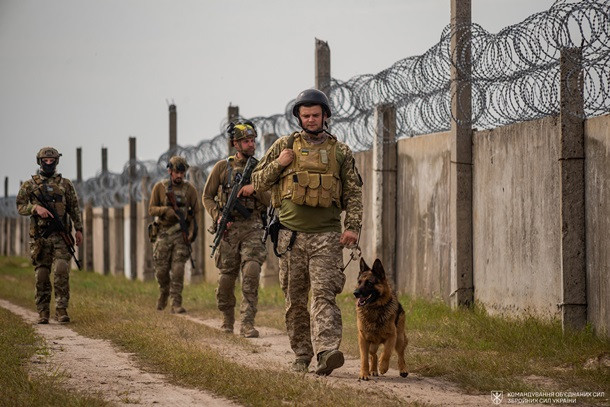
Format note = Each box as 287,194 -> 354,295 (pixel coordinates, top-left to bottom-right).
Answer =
353,258 -> 408,380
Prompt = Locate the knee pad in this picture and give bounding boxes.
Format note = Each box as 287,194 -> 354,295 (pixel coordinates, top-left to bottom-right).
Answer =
242,261 -> 261,292
242,261 -> 261,280
55,259 -> 70,275
171,263 -> 185,280
35,266 -> 51,279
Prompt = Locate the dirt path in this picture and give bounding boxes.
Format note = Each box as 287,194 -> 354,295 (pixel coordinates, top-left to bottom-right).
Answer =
2,297 -> 521,406
0,299 -> 239,407
184,315 -> 494,406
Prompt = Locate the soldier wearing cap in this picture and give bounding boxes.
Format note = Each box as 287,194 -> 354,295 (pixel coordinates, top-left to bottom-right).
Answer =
148,156 -> 199,313
252,89 -> 363,375
16,147 -> 83,324
202,121 -> 270,338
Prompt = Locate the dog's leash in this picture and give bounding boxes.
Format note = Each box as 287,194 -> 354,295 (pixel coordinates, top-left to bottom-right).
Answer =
341,227 -> 362,272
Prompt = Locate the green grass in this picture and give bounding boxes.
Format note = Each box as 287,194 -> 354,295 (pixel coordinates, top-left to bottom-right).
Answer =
0,305 -> 110,407
341,295 -> 609,399
0,256 -> 405,407
1,255 -> 608,406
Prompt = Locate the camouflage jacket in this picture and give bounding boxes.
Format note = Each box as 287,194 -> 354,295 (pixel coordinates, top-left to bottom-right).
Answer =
16,172 -> 83,237
252,131 -> 363,232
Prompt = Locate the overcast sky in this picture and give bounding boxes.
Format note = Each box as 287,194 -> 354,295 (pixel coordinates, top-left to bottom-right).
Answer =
0,0 -> 555,196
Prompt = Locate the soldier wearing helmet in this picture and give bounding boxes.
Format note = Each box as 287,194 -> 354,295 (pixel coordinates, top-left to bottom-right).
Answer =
252,89 -> 363,375
16,147 -> 84,324
148,155 -> 199,313
202,121 -> 270,338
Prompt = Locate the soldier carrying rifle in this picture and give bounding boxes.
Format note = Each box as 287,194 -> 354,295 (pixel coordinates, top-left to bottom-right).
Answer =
16,147 -> 83,324
148,156 -> 199,314
203,121 -> 270,338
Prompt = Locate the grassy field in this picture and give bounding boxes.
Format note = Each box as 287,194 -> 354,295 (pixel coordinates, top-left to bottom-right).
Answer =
0,255 -> 608,406
0,305 -> 111,407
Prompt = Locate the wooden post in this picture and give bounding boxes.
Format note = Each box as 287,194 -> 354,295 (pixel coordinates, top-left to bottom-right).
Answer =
315,38 -> 331,97
110,206 -> 125,276
137,176 -> 154,281
5,177 -> 15,256
559,47 -> 586,331
227,105 -> 239,155
101,147 -> 110,275
373,104 -> 398,284
84,201 -> 94,271
76,147 -> 84,267
449,0 -> 474,307
169,104 -> 177,153
3,177 -> 8,256
129,137 -> 137,279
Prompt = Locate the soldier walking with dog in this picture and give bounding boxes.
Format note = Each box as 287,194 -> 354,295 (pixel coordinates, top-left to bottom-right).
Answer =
148,156 -> 199,314
252,89 -> 363,375
203,121 -> 270,338
16,147 -> 83,324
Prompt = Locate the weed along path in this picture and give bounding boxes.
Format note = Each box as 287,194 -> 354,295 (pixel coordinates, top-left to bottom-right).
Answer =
187,316 -> 493,406
0,299 -> 239,407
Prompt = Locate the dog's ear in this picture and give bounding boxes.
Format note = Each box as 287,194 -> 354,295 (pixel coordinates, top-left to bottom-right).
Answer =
372,259 -> 386,280
359,258 -> 369,275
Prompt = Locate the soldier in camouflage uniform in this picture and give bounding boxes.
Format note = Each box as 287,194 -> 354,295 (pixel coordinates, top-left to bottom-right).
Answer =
203,121 -> 270,338
252,89 -> 363,375
148,156 -> 199,314
16,147 -> 83,324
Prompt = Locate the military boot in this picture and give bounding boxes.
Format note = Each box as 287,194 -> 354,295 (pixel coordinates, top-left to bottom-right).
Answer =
55,308 -> 70,324
221,311 -> 234,333
171,303 -> 186,314
156,292 -> 169,311
240,323 -> 259,338
291,358 -> 310,373
37,310 -> 50,324
171,306 -> 186,314
315,350 -> 344,376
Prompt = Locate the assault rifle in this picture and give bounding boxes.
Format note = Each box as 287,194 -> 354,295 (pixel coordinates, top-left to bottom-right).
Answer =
29,190 -> 82,270
166,186 -> 196,269
261,206 -> 275,244
210,156 -> 258,257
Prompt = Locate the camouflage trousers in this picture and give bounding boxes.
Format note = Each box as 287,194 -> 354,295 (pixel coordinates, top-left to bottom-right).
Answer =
30,234 -> 72,313
153,226 -> 190,306
278,229 -> 345,362
214,216 -> 267,326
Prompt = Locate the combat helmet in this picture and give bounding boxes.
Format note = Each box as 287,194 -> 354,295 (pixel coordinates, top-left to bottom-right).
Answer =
36,147 -> 62,165
227,121 -> 257,141
167,156 -> 189,172
292,89 -> 332,118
